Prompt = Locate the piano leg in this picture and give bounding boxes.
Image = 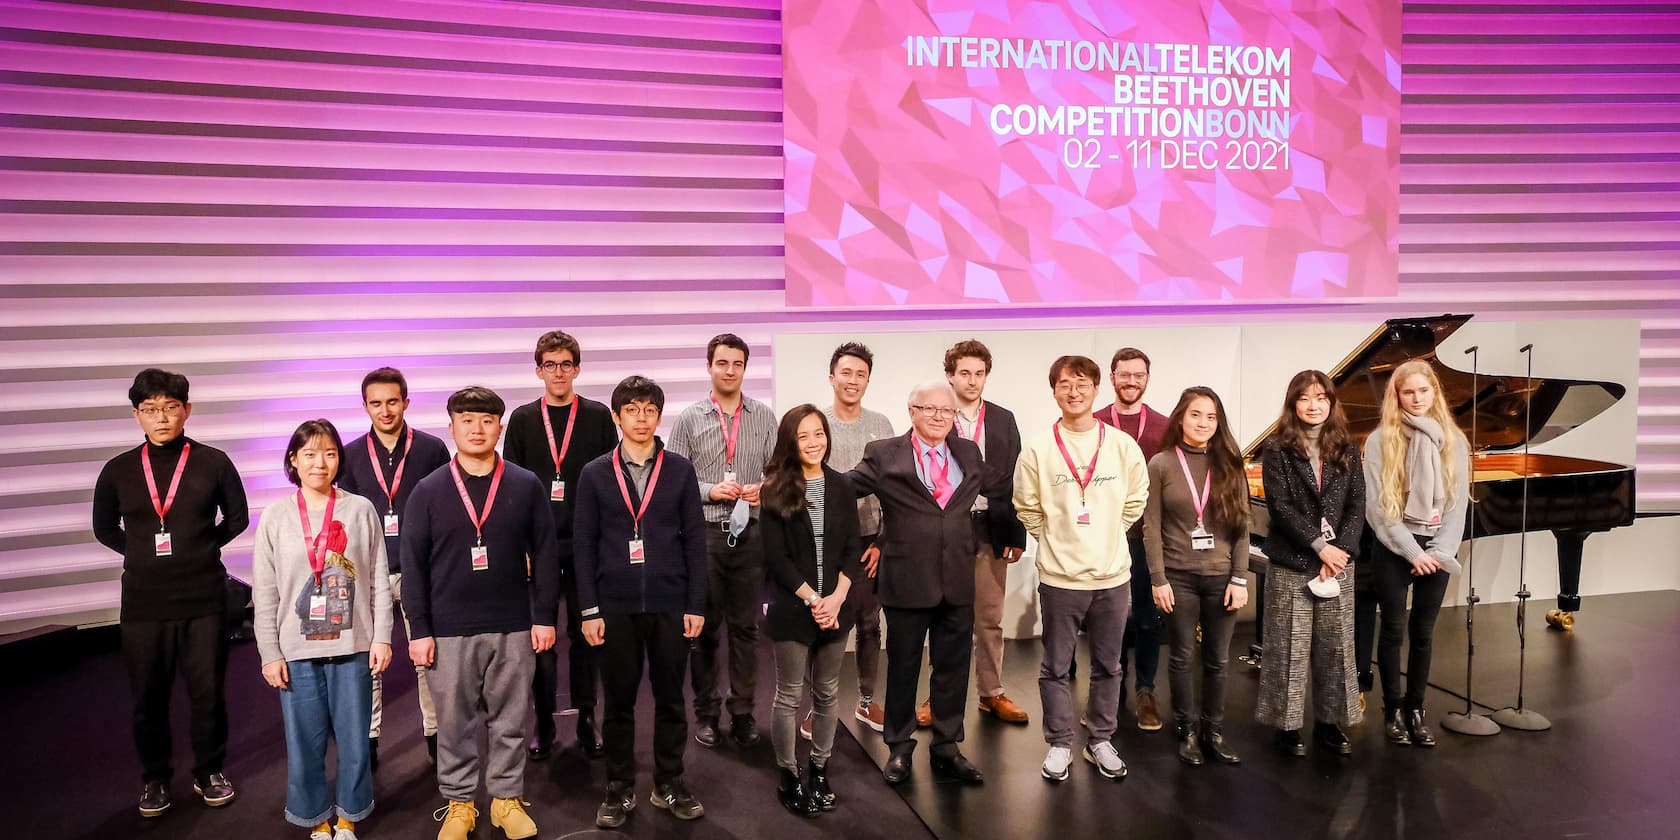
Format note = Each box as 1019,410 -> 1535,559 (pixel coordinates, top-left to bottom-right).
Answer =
1546,529 -> 1590,630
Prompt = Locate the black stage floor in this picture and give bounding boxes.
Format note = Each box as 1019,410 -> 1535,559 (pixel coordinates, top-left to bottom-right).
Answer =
7,591 -> 1679,839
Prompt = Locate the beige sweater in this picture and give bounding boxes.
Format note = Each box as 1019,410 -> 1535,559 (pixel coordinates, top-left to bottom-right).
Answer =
1012,420 -> 1149,590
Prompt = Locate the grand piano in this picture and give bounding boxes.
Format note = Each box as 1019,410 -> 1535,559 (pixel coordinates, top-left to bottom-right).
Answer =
1243,314 -> 1637,630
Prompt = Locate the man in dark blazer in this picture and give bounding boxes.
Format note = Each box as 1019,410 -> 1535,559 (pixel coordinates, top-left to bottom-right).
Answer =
848,380 -> 987,785
945,339 -> 1031,725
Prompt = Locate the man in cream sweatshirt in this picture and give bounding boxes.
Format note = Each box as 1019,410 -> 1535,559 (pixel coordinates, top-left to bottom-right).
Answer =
1013,355 -> 1149,783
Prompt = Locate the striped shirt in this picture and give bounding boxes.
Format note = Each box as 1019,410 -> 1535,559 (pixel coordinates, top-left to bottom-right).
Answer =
805,474 -> 826,588
667,394 -> 777,523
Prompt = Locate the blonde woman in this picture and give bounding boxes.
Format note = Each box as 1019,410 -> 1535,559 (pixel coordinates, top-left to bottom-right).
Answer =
1362,360 -> 1470,749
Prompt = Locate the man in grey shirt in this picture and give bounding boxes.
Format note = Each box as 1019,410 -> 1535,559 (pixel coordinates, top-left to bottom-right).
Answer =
667,333 -> 779,749
821,342 -> 896,733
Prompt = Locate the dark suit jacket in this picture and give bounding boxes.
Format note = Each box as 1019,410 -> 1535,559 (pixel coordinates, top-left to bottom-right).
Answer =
961,400 -> 1028,554
1260,442 -> 1367,575
762,466 -> 864,646
847,432 -> 985,609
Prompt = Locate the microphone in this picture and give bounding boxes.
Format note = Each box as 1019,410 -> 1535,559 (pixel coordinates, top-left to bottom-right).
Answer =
1463,345 -> 1478,355
1519,343 -> 1534,353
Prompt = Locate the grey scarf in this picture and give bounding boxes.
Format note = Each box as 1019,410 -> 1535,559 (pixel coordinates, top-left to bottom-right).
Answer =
1400,412 -> 1448,530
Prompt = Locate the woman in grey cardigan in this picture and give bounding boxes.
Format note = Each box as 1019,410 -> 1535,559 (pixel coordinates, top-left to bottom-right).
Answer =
253,419 -> 392,840
1363,360 -> 1470,749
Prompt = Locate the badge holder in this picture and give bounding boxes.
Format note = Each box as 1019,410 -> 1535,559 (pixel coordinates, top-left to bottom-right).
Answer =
154,531 -> 173,557
471,543 -> 489,571
551,479 -> 566,502
383,513 -> 400,537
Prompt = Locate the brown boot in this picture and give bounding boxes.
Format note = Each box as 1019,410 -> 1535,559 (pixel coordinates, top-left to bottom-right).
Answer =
490,797 -> 537,839
434,800 -> 477,840
1135,689 -> 1163,732
916,700 -> 933,728
978,693 -> 1030,724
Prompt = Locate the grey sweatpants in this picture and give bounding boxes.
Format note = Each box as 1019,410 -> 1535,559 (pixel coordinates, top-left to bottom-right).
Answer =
430,632 -> 535,802
1039,582 -> 1130,747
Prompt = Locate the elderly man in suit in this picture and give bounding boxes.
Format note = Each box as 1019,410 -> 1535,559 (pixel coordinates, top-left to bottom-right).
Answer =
848,379 -> 987,785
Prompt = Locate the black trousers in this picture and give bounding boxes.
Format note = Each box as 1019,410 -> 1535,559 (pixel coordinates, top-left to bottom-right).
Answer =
1374,533 -> 1452,711
532,561 -> 599,739
122,612 -> 229,783
690,522 -> 763,722
1164,570 -> 1237,728
883,601 -> 973,757
1119,536 -> 1163,693
600,611 -> 689,785
1353,528 -> 1379,692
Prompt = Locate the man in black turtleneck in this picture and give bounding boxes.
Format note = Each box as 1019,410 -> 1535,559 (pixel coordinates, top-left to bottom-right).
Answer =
92,368 -> 250,819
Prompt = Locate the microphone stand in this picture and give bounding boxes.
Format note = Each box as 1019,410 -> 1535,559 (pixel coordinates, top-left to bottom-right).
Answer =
1443,345 -> 1500,736
1492,343 -> 1552,731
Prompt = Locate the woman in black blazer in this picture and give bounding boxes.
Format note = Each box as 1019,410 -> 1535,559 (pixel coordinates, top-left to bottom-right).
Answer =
1254,370 -> 1367,757
761,404 -> 862,818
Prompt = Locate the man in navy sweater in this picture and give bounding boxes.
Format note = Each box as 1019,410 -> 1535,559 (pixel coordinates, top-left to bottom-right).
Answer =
337,366 -> 450,766
573,376 -> 707,828
401,386 -> 558,840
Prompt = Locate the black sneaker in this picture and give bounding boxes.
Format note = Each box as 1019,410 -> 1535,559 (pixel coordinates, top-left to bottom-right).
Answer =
138,781 -> 171,817
731,713 -> 761,748
193,772 -> 236,807
651,778 -> 705,820
596,781 -> 636,828
694,719 -> 719,748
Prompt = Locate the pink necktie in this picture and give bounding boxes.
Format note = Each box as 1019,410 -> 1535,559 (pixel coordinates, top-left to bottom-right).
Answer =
927,448 -> 954,508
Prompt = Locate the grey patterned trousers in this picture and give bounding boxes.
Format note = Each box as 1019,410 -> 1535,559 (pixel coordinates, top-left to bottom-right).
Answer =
1255,565 -> 1363,731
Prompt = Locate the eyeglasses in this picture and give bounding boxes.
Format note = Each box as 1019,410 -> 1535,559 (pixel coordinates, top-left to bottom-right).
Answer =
619,405 -> 658,419
911,405 -> 956,419
1054,382 -> 1096,395
539,360 -> 577,374
1113,373 -> 1148,382
135,403 -> 185,419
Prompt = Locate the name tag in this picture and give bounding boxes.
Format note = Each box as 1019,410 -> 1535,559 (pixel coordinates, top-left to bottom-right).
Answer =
724,470 -> 738,485
1076,505 -> 1091,527
628,539 -> 645,564
550,479 -> 566,502
471,544 -> 489,571
1190,524 -> 1215,551
154,531 -> 173,557
1429,508 -> 1441,526
1320,517 -> 1337,542
383,513 -> 400,537
308,594 -> 327,620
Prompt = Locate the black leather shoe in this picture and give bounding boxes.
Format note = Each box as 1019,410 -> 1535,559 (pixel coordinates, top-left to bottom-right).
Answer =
883,753 -> 913,785
139,781 -> 171,817
369,736 -> 379,773
595,781 -> 635,828
1176,723 -> 1204,766
193,773 -> 236,807
1384,709 -> 1413,746
651,778 -> 705,820
1200,726 -> 1242,765
1407,709 -> 1437,748
777,767 -> 819,818
931,751 -> 984,783
1314,722 -> 1353,756
695,720 -> 720,749
1275,728 -> 1307,757
527,732 -> 554,761
577,711 -> 604,757
731,713 -> 761,748
807,762 -> 836,811
425,733 -> 438,764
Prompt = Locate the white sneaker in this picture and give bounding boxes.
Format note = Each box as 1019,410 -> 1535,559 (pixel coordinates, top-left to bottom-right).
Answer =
1083,741 -> 1128,780
309,832 -> 331,840
1041,746 -> 1072,782
333,828 -> 359,840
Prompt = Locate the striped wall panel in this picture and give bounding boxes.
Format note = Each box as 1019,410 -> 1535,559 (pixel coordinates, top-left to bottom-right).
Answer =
0,0 -> 1675,634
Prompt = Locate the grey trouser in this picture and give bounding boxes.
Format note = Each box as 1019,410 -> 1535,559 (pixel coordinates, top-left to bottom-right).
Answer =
370,575 -> 436,738
1039,581 -> 1130,747
430,632 -> 534,801
772,637 -> 846,771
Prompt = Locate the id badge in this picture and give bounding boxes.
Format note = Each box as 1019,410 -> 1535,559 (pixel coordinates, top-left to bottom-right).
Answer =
383,513 -> 400,537
724,470 -> 738,484
550,479 -> 566,502
1076,505 -> 1091,527
1429,508 -> 1442,526
308,594 -> 327,620
470,544 -> 489,571
1190,524 -> 1215,551
1320,517 -> 1337,542
154,531 -> 173,557
628,539 -> 645,564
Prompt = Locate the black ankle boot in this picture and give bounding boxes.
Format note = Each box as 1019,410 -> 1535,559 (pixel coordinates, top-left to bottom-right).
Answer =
777,767 -> 818,818
806,762 -> 836,811
1176,723 -> 1203,766
1384,708 -> 1413,746
1199,723 -> 1241,765
1275,728 -> 1307,757
1314,722 -> 1352,755
1407,709 -> 1437,748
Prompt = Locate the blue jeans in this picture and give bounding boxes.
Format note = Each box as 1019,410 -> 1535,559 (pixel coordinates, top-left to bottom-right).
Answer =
278,654 -> 374,826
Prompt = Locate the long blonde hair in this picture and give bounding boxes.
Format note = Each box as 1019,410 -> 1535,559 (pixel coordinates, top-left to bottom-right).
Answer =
1377,359 -> 1463,523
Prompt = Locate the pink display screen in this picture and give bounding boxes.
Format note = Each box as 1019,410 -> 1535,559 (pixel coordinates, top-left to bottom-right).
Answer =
783,0 -> 1401,306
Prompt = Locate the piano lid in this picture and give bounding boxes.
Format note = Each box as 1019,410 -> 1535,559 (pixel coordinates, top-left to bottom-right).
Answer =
1242,314 -> 1627,459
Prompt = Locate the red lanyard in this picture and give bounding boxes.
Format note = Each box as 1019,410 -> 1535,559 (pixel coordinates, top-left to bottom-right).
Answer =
613,447 -> 666,537
1174,446 -> 1213,527
711,395 -> 743,469
959,402 -> 986,443
365,427 -> 412,513
541,397 -> 577,476
141,442 -> 191,530
1106,406 -> 1145,442
448,456 -> 505,546
1052,421 -> 1104,504
296,490 -> 337,585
